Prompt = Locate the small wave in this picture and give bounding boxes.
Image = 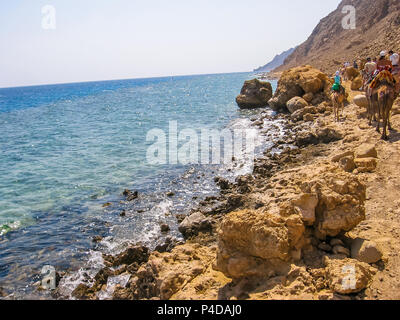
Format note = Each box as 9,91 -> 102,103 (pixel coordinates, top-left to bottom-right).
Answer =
56,250 -> 105,298
96,274 -> 131,300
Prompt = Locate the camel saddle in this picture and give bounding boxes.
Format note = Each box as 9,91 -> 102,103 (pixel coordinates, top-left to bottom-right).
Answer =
370,70 -> 397,89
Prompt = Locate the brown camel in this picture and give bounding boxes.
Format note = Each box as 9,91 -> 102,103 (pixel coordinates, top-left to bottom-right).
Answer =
376,84 -> 396,140
331,90 -> 345,122
365,84 -> 378,125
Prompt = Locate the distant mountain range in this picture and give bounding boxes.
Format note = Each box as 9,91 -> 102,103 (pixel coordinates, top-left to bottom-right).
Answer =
253,47 -> 295,73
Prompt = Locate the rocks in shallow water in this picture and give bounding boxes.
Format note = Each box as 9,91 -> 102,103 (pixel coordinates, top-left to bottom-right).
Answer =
214,177 -> 232,190
72,283 -> 96,300
92,236 -> 103,243
236,79 -> 273,109
0,287 -> 7,298
324,257 -> 374,294
160,224 -> 170,233
103,245 -> 150,268
123,189 -> 139,201
122,244 -> 213,300
351,238 -> 383,264
178,212 -> 212,239
175,214 -> 186,224
154,237 -> 181,253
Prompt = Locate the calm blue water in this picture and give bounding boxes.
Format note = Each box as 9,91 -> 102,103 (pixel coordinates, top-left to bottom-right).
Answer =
0,73 -> 277,298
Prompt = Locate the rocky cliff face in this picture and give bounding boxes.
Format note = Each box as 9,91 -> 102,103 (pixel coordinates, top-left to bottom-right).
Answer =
275,0 -> 400,74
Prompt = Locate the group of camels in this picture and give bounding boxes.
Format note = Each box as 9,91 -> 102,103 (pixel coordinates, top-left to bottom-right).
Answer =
331,60 -> 400,140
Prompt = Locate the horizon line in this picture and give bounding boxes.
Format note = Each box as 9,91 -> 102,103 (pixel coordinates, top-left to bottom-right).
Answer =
0,70 -> 253,90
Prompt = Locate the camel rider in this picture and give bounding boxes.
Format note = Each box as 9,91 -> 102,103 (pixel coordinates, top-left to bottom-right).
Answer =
364,57 -> 377,84
389,50 -> 399,67
364,58 -> 377,75
389,50 -> 400,75
332,71 -> 345,94
376,51 -> 393,72
389,50 -> 400,93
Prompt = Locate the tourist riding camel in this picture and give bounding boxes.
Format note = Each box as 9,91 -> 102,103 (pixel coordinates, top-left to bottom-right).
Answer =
366,69 -> 398,139
363,57 -> 377,90
331,71 -> 346,122
389,50 -> 400,93
376,51 -> 393,72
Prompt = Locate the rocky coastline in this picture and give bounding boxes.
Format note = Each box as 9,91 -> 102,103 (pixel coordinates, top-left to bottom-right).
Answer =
52,65 -> 400,300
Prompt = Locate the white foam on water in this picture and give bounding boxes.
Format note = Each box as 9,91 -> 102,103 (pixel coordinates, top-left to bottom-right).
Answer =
97,274 -> 131,300
56,250 -> 105,299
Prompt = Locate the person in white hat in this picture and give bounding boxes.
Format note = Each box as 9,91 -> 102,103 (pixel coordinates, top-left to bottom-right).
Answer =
389,50 -> 399,67
377,50 -> 392,72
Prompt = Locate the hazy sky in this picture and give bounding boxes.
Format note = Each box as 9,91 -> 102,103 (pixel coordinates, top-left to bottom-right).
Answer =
0,0 -> 342,88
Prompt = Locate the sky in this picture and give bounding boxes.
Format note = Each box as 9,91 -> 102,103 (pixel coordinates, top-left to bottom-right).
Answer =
0,0 -> 342,88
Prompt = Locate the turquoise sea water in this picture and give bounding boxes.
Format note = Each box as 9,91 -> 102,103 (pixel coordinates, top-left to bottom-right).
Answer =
0,73 -> 277,298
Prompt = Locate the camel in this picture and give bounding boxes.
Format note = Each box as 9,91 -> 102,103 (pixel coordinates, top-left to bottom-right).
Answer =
365,84 -> 378,125
366,70 -> 398,139
331,90 -> 345,122
376,83 -> 396,140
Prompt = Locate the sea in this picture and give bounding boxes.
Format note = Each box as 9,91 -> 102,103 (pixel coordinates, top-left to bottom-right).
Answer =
0,73 -> 278,299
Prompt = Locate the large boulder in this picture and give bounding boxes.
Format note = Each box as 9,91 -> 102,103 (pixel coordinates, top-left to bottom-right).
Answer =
286,96 -> 309,114
351,238 -> 383,264
268,65 -> 333,111
236,79 -> 273,109
353,94 -> 368,109
112,244 -> 219,300
216,163 -> 366,279
344,67 -> 360,81
351,76 -> 363,91
354,144 -> 377,159
324,257 -> 374,294
216,209 -> 303,279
